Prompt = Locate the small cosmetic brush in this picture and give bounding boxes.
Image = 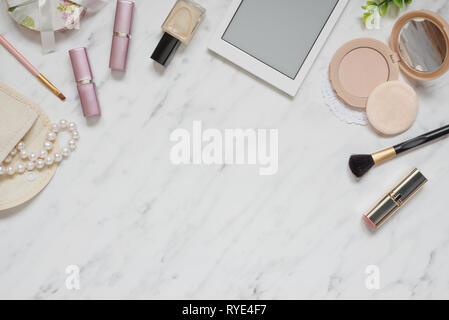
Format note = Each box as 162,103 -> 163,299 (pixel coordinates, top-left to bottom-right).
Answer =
0,34 -> 65,101
349,124 -> 449,178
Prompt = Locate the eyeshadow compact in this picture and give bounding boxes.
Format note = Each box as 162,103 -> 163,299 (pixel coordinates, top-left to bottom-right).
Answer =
329,10 -> 449,135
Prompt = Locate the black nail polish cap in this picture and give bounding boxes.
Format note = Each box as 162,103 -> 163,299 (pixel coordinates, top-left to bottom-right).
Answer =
151,32 -> 181,67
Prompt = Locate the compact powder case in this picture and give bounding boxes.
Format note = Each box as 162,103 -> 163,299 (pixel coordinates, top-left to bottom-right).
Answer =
330,10 -> 449,110
390,11 -> 449,81
329,10 -> 449,135
330,37 -> 400,109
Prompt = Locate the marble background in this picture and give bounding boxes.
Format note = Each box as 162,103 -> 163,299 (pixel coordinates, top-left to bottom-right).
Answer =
1,0 -> 449,299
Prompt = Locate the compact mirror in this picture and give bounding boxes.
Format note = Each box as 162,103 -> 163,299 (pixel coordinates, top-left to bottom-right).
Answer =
398,18 -> 447,73
329,10 -> 449,109
390,10 -> 449,80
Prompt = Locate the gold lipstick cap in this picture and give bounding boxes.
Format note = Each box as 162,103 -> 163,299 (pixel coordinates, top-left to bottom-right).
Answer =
364,169 -> 427,229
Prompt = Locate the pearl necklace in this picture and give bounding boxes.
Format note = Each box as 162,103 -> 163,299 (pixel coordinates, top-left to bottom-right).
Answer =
0,119 -> 79,178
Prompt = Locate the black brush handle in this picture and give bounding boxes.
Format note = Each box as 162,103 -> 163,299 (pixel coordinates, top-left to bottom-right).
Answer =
394,124 -> 449,155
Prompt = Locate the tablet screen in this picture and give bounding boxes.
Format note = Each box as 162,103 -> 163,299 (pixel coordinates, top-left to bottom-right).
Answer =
222,0 -> 339,79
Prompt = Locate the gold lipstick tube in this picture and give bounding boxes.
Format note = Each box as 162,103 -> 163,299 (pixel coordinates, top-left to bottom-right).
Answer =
364,169 -> 428,229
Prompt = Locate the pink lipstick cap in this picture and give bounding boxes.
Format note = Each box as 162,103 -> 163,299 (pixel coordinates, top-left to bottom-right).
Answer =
69,47 -> 101,118
110,0 -> 135,71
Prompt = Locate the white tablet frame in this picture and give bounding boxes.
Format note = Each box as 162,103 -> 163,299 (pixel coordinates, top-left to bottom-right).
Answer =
208,0 -> 349,96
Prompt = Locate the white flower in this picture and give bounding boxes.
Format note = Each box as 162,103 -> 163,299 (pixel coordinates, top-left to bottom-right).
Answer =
364,5 -> 381,30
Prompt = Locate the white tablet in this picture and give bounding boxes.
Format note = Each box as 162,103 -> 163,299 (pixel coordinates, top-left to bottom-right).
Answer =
209,0 -> 348,96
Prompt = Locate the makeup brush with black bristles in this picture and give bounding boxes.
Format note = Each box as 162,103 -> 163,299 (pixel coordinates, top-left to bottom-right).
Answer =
349,124 -> 449,178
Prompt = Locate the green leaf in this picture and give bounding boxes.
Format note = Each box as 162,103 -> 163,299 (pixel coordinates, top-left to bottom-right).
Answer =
363,12 -> 373,23
393,0 -> 404,8
380,3 -> 389,16
404,0 -> 412,4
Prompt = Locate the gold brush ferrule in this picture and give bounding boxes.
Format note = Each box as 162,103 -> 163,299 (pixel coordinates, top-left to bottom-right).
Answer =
36,73 -> 61,96
371,147 -> 397,164
364,169 -> 428,229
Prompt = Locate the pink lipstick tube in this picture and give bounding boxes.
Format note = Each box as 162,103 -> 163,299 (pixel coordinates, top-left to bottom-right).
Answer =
109,0 -> 135,71
69,47 -> 101,118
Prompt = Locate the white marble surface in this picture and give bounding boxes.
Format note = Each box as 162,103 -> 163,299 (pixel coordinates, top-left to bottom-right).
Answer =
1,0 -> 449,299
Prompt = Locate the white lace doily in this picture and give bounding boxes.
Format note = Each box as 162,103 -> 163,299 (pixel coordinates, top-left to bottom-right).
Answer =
321,72 -> 368,126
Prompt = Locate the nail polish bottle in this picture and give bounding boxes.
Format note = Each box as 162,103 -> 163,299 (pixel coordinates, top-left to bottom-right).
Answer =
110,0 -> 135,71
151,0 -> 205,67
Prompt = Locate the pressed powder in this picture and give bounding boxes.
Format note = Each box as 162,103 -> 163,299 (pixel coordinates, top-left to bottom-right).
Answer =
329,38 -> 399,109
366,81 -> 418,135
330,10 -> 449,111
338,48 -> 390,98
